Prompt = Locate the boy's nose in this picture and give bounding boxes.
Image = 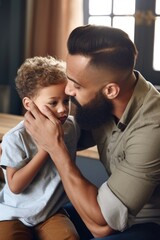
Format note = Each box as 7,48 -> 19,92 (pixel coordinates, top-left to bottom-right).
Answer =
57,104 -> 67,113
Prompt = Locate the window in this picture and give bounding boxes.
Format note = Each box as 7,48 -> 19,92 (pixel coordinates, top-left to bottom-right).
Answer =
88,0 -> 135,41
83,0 -> 160,87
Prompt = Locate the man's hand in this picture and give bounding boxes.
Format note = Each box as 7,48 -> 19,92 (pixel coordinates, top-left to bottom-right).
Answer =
24,101 -> 63,153
25,102 -> 114,238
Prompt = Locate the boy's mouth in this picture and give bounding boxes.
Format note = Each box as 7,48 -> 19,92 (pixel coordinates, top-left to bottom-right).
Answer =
58,116 -> 67,124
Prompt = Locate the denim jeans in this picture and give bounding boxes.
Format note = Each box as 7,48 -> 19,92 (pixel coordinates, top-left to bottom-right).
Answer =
64,203 -> 160,240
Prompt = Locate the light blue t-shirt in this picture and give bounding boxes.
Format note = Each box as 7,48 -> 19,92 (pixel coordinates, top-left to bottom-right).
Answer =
0,115 -> 80,226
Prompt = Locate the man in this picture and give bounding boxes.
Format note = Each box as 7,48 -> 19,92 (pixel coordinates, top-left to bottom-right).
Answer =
24,25 -> 160,240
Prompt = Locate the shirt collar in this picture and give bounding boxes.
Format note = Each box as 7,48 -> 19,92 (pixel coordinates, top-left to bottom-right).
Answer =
117,71 -> 150,131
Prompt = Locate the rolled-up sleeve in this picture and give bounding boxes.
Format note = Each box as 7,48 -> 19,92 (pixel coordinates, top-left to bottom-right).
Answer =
107,124 -> 160,216
97,181 -> 128,231
94,77 -> 160,232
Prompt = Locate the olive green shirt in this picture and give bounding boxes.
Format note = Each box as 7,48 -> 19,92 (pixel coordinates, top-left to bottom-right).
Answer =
92,71 -> 160,230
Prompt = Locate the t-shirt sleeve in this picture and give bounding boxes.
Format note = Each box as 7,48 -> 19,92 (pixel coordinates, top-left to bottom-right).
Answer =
1,131 -> 29,169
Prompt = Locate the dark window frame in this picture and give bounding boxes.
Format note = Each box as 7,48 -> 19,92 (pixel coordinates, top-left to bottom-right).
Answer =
83,0 -> 160,87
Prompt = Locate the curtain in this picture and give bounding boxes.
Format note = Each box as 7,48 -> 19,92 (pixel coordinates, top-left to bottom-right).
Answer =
25,0 -> 83,61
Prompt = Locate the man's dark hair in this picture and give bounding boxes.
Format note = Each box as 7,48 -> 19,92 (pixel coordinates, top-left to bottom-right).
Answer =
67,25 -> 138,71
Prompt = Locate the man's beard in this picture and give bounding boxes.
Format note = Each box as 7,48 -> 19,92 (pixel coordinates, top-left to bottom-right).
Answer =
71,90 -> 113,130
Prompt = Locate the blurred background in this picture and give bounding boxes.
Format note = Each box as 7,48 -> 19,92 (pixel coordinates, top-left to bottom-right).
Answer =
0,0 -> 160,115
0,0 -> 160,189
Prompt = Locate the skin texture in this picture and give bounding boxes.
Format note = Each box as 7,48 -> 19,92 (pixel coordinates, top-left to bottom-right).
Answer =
6,83 -> 69,194
24,102 -> 113,237
24,53 -> 137,237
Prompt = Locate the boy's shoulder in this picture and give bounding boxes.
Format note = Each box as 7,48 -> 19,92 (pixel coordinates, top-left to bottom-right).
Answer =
2,121 -> 25,142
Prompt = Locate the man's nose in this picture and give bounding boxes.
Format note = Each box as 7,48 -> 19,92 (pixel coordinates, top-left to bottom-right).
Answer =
65,81 -> 76,96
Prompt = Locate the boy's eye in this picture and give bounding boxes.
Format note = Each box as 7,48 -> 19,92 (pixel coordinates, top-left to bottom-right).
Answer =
63,98 -> 69,105
49,101 -> 57,106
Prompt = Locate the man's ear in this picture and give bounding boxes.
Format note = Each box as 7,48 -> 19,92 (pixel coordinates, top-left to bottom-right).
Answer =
103,83 -> 120,99
22,97 -> 32,111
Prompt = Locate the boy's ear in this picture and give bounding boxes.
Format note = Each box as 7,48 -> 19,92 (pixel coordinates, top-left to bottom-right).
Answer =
22,97 -> 32,111
103,83 -> 120,99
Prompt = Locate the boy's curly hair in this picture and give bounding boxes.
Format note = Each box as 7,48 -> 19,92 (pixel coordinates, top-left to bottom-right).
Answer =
15,56 -> 67,99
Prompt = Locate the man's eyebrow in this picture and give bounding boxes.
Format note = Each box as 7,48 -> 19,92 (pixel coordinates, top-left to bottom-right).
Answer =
67,76 -> 82,87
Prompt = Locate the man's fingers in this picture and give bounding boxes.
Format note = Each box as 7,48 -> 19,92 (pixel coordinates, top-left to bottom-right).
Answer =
24,112 -> 34,135
42,105 -> 64,136
27,101 -> 43,119
25,110 -> 34,122
42,105 -> 59,124
24,102 -> 63,140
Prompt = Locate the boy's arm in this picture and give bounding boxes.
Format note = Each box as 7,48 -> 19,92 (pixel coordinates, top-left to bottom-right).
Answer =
24,103 -> 114,238
6,149 -> 48,194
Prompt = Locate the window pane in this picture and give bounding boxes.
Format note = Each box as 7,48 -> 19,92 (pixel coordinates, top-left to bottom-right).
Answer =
156,0 -> 160,14
89,0 -> 112,15
89,16 -> 111,26
113,0 -> 135,15
113,17 -> 135,41
153,17 -> 160,70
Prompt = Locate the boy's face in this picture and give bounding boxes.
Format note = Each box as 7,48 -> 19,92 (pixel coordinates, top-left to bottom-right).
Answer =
24,82 -> 69,124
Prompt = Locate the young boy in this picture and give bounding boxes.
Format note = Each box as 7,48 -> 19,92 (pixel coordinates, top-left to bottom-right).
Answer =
0,56 -> 80,240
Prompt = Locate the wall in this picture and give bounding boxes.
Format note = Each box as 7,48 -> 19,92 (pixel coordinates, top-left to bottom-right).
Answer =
0,0 -> 26,114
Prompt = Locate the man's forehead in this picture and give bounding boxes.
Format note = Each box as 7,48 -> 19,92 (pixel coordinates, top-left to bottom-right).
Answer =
66,54 -> 90,85
66,54 -> 111,87
66,54 -> 90,68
